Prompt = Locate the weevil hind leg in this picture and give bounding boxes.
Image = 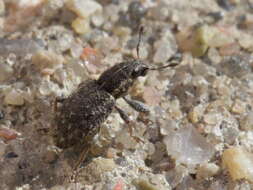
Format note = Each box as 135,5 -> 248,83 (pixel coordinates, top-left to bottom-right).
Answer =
53,96 -> 66,112
68,145 -> 91,184
123,96 -> 150,113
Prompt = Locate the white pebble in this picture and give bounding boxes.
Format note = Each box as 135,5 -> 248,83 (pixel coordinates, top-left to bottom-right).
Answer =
4,89 -> 25,106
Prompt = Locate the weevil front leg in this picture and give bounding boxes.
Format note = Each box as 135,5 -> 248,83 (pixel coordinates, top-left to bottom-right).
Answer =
115,105 -> 131,124
115,105 -> 144,143
123,97 -> 152,129
123,96 -> 149,113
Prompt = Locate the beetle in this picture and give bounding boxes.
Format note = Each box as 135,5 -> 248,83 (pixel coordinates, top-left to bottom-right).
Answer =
53,27 -> 181,171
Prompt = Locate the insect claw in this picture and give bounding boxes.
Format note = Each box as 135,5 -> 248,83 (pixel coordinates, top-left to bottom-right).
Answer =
127,121 -> 145,143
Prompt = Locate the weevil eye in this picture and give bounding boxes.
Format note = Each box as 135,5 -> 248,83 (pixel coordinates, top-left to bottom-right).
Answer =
132,63 -> 149,78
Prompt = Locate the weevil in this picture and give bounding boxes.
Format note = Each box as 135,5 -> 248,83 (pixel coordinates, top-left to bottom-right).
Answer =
53,27 -> 181,171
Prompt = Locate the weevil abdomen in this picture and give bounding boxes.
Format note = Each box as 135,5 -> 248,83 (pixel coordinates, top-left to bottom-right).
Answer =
54,79 -> 115,149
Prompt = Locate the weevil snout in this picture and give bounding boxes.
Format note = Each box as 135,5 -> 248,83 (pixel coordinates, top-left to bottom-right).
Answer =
131,52 -> 182,78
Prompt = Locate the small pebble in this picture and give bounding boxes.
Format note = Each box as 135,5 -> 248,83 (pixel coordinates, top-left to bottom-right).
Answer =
0,0 -> 5,15
0,127 -> 18,141
4,89 -> 25,106
223,127 -> 239,145
238,14 -> 253,30
91,13 -> 104,27
0,38 -> 43,56
231,99 -> 247,114
238,33 -> 253,52
115,157 -> 128,167
113,180 -> 124,190
197,163 -> 220,179
163,125 -> 214,166
142,87 -> 162,106
176,25 -> 209,57
70,42 -> 83,58
222,147 -> 253,182
77,157 -> 117,184
219,42 -> 240,56
115,127 -> 138,149
133,178 -> 158,190
128,1 -> 146,26
205,11 -> 224,23
32,50 -> 64,74
219,55 -> 251,78
167,99 -> 183,120
42,0 -> 65,19
15,184 -> 31,190
188,105 -> 205,123
148,2 -> 169,21
128,1 -> 146,20
66,0 -> 102,19
208,47 -> 221,64
153,40 -> 175,63
5,152 -> 18,158
106,147 -> 117,159
0,63 -> 13,82
207,26 -> 235,48
204,112 -> 221,125
71,17 -> 90,34
217,0 -> 233,10
240,112 -> 253,131
192,25 -> 213,56
81,47 -> 103,74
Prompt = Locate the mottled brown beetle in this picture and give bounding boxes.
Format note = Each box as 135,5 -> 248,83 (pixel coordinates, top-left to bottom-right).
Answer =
53,27 -> 181,170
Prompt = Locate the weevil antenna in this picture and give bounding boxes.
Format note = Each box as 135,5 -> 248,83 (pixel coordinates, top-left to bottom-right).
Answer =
149,62 -> 178,70
149,53 -> 182,70
136,26 -> 144,59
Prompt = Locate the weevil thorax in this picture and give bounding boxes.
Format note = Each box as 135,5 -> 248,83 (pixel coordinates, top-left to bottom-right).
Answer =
97,60 -> 149,99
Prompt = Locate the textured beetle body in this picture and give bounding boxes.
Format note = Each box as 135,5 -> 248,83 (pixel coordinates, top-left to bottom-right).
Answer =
54,60 -> 149,149
54,79 -> 115,149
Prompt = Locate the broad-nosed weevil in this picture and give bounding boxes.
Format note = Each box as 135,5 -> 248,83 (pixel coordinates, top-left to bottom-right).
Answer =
53,26 -> 182,170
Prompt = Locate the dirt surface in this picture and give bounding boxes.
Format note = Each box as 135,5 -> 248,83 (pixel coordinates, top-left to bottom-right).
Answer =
0,0 -> 253,189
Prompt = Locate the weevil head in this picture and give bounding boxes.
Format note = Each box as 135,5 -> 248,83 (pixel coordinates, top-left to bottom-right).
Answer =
97,26 -> 180,99
97,59 -> 149,98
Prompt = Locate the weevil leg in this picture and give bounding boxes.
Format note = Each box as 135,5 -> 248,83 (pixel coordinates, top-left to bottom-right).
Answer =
53,96 -> 66,112
69,145 -> 90,183
74,146 -> 90,170
123,97 -> 149,113
115,105 -> 144,143
115,106 -> 131,124
127,122 -> 145,143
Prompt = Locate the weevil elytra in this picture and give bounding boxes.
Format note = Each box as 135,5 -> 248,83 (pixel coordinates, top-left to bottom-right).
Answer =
53,27 -> 181,170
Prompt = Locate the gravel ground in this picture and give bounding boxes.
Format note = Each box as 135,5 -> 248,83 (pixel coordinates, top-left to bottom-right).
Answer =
0,0 -> 253,190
